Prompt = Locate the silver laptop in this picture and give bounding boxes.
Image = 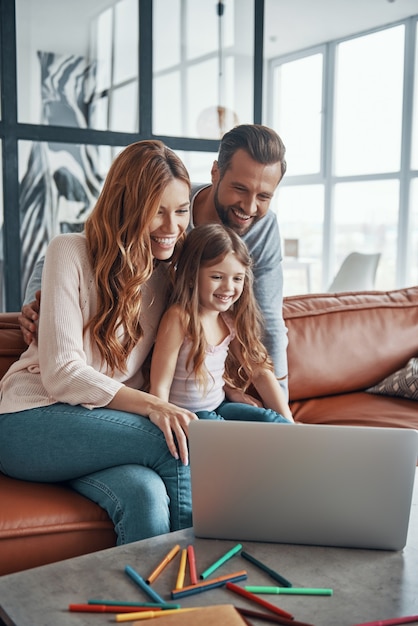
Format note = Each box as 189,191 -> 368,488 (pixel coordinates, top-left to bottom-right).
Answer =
189,421 -> 418,551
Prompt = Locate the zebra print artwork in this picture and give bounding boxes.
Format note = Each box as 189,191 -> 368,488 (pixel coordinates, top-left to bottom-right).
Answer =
19,51 -> 104,300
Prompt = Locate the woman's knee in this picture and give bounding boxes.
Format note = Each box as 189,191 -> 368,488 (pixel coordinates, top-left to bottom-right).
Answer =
68,465 -> 170,544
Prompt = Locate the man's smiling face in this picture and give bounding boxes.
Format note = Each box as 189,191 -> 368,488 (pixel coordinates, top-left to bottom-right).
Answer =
212,148 -> 283,236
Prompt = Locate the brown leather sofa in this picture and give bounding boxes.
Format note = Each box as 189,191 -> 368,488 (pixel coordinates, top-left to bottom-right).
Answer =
1,286 -> 417,576
286,286 -> 418,427
0,314 -> 116,576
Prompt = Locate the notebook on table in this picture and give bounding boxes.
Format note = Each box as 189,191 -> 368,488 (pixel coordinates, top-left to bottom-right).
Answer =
189,420 -> 418,551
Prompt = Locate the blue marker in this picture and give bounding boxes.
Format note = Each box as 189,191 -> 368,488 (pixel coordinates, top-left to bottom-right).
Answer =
125,565 -> 165,604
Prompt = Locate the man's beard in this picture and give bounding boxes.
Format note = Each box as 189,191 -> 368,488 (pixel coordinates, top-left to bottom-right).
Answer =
214,184 -> 255,236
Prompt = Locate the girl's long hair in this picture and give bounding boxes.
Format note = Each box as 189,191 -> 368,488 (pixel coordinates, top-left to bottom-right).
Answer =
171,223 -> 273,390
84,140 -> 190,373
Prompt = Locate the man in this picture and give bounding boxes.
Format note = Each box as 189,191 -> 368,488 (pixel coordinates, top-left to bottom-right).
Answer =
19,124 -> 288,393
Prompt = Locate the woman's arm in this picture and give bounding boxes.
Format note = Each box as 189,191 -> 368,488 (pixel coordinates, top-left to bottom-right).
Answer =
150,305 -> 186,402
39,236 -> 196,464
107,385 -> 196,465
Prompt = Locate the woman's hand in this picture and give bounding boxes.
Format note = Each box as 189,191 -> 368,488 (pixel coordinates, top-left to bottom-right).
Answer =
148,404 -> 198,466
108,386 -> 197,466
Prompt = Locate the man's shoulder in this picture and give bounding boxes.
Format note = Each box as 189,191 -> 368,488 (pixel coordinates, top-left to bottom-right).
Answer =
243,211 -> 279,244
190,182 -> 210,198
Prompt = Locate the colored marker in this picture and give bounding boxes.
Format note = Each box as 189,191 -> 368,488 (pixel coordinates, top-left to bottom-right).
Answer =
175,548 -> 187,589
115,608 -> 198,622
236,607 -> 316,626
69,604 -> 161,613
226,581 -> 294,620
171,569 -> 248,599
146,544 -> 181,584
241,550 -> 292,587
245,586 -> 333,595
88,600 -> 180,609
125,565 -> 165,604
351,617 -> 418,626
200,542 -> 242,579
187,544 -> 198,585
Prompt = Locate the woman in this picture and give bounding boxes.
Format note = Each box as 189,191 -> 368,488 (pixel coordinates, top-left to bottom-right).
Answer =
0,140 -> 197,544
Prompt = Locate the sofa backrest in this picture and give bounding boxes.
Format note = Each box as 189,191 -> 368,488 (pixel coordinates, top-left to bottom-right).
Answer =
2,287 -> 418,403
283,286 -> 418,402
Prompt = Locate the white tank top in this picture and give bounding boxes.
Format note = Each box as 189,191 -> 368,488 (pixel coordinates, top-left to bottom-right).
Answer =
168,314 -> 235,412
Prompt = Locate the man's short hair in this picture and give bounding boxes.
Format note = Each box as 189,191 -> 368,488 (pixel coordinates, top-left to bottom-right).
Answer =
217,124 -> 287,181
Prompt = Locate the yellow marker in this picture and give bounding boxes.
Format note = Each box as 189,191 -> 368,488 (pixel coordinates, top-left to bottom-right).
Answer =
175,548 -> 187,590
115,607 -> 197,622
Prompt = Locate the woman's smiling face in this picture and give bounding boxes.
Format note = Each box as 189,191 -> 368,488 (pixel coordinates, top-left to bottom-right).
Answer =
149,178 -> 190,261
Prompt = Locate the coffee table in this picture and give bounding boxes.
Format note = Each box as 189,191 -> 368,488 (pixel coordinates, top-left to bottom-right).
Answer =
1,470 -> 418,626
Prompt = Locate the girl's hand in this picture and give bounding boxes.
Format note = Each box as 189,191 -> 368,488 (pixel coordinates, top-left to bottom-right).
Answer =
148,404 -> 198,466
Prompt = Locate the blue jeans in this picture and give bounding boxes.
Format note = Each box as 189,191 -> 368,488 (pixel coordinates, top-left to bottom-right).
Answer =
0,403 -> 191,544
196,400 -> 291,423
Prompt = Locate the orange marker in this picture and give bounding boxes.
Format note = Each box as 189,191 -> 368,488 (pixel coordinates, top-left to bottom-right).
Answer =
146,544 -> 181,584
171,569 -> 247,599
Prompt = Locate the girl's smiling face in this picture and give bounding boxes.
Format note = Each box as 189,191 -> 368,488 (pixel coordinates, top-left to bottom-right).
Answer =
149,178 -> 190,261
198,251 -> 246,313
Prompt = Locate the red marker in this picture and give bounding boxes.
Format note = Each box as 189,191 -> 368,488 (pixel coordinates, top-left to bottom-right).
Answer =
187,545 -> 198,584
69,604 -> 161,613
226,582 -> 293,620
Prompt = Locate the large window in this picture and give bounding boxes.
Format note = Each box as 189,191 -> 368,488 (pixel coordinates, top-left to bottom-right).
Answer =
268,18 -> 418,294
269,51 -> 324,177
16,0 -> 139,132
1,0 -> 258,311
153,0 -> 254,139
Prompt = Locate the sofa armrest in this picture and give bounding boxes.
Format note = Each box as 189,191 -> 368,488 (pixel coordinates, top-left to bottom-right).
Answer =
0,313 -> 27,380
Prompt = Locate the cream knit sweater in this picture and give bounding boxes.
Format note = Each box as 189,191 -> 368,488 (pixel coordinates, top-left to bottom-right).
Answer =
0,233 -> 169,414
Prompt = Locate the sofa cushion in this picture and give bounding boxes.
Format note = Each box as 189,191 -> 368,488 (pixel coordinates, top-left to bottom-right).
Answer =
283,287 -> 418,401
0,473 -> 116,575
366,357 -> 418,400
291,391 -> 418,429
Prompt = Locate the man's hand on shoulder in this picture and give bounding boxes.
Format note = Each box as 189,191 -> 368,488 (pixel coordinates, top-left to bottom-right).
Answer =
19,290 -> 41,345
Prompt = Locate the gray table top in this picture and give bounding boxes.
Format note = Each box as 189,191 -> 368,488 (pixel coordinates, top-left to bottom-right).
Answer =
1,472 -> 418,626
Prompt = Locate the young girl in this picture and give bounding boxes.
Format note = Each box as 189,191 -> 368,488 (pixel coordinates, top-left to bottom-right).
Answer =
0,140 -> 198,545
150,223 -> 293,423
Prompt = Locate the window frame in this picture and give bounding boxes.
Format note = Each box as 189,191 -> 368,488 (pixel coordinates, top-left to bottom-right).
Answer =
267,16 -> 418,290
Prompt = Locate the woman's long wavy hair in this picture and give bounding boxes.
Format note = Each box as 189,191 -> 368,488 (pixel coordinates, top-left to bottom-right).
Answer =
171,223 -> 273,391
84,140 -> 190,373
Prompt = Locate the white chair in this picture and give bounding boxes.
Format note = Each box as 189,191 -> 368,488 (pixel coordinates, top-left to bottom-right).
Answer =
327,252 -> 381,293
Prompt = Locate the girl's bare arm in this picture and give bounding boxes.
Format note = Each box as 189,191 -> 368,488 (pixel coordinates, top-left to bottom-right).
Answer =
230,339 -> 293,421
150,305 -> 186,402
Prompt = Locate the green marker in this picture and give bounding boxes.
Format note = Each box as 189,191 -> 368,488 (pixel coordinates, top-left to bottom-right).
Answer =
245,586 -> 333,596
200,543 -> 243,579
